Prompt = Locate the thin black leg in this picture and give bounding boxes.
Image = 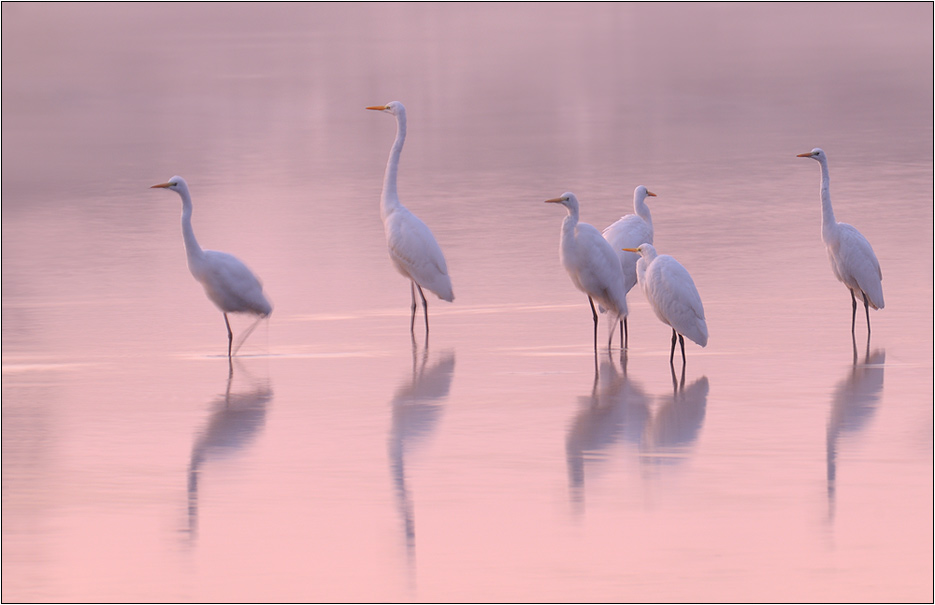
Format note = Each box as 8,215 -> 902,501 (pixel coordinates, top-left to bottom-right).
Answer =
417,284 -> 429,335
850,291 -> 857,335
410,282 -> 417,333
588,297 -> 598,351
624,317 -> 628,350
679,333 -> 686,366
669,328 -> 677,365
862,292 -> 871,336
224,313 -> 233,359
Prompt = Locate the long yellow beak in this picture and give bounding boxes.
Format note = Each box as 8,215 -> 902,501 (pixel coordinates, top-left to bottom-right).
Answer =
150,182 -> 171,189
622,248 -> 640,252
796,151 -> 817,157
366,105 -> 387,111
544,197 -> 566,204
646,190 -> 657,197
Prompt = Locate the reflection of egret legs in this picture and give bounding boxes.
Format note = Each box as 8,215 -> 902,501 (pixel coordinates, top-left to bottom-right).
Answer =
670,358 -> 686,393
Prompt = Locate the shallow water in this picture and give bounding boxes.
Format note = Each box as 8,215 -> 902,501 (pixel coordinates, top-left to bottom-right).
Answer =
2,4 -> 933,602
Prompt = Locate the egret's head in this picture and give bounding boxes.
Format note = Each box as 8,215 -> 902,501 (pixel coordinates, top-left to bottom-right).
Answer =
150,175 -> 188,194
797,147 -> 825,162
622,243 -> 656,258
367,101 -> 405,116
544,192 -> 579,213
635,185 -> 657,199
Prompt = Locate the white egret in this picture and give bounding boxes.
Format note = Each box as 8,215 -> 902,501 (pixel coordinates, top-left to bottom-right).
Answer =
797,148 -> 884,335
367,102 -> 454,335
602,185 -> 657,347
623,243 -> 707,366
151,176 -> 272,358
546,192 -> 628,350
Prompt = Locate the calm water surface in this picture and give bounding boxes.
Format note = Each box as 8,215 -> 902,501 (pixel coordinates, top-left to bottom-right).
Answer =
2,4 -> 932,602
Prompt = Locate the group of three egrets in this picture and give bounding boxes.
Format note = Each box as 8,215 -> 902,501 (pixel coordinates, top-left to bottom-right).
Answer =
151,101 -> 884,365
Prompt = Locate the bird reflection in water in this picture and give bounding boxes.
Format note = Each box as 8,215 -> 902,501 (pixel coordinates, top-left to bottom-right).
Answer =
566,350 -> 650,512
185,362 -> 272,541
388,337 -> 455,577
826,336 -> 884,522
566,353 -> 709,510
639,365 -> 709,469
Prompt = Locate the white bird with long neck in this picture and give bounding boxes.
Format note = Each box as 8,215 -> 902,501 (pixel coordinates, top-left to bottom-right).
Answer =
546,192 -> 628,351
623,243 -> 707,366
602,185 -> 657,347
797,148 -> 884,336
367,101 -> 454,335
151,176 -> 272,358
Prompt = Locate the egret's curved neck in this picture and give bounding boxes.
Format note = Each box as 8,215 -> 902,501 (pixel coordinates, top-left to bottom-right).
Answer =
561,204 -> 579,240
178,187 -> 205,265
381,111 -> 407,220
634,193 -> 653,226
817,157 -> 836,235
636,250 -> 657,286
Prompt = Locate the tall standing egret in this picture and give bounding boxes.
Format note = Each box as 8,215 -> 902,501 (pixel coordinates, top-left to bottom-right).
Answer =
151,176 -> 272,358
623,243 -> 707,366
546,192 -> 628,351
367,101 -> 454,335
602,185 -> 657,347
797,148 -> 884,336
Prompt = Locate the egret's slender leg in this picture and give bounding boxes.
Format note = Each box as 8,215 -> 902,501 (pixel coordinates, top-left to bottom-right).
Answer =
862,292 -> 871,336
416,284 -> 429,335
410,282 -> 417,333
224,313 -> 233,359
588,297 -> 598,351
619,320 -> 624,349
624,317 -> 629,350
669,328 -> 677,365
679,333 -> 686,366
850,291 -> 857,335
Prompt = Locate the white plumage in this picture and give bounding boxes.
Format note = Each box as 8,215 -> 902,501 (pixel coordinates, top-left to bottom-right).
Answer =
602,185 -> 657,346
625,243 -> 707,365
546,192 -> 628,350
797,148 -> 883,335
151,176 -> 272,358
368,101 -> 454,334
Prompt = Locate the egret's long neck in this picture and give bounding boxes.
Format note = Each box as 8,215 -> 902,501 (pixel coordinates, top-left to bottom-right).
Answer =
381,111 -> 407,220
818,158 -> 836,237
636,250 -> 657,288
634,194 -> 653,227
561,205 -> 579,245
179,188 -> 205,267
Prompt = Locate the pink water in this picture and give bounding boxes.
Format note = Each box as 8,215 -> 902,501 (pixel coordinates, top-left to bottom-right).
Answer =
3,4 -> 932,602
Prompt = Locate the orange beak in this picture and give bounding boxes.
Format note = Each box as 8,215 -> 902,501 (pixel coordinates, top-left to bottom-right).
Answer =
796,151 -> 818,157
150,182 -> 171,189
646,190 -> 657,197
622,248 -> 640,253
366,105 -> 387,111
544,197 -> 566,204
